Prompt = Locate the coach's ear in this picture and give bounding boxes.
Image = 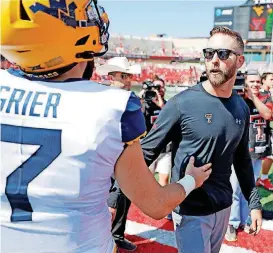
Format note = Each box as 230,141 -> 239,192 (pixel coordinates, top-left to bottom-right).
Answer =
237,55 -> 245,69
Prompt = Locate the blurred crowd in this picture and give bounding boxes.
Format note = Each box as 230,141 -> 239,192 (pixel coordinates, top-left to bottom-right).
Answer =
92,58 -> 202,85
108,34 -> 203,58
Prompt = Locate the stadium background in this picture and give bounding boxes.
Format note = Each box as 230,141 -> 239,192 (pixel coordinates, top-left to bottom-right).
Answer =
92,0 -> 273,88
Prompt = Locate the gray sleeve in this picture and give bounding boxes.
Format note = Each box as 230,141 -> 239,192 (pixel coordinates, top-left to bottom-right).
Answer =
233,111 -> 262,210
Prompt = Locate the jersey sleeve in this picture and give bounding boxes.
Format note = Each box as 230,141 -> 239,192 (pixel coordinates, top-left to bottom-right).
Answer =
121,92 -> 146,145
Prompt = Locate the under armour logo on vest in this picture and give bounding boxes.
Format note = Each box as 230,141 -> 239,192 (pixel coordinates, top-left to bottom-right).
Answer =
236,119 -> 242,125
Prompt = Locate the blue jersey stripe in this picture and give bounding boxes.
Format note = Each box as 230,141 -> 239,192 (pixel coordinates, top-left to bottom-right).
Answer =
121,92 -> 146,143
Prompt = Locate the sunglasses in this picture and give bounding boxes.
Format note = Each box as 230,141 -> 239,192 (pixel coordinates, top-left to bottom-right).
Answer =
203,48 -> 241,60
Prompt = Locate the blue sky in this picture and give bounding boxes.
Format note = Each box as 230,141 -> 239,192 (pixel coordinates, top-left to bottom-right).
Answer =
100,0 -> 246,38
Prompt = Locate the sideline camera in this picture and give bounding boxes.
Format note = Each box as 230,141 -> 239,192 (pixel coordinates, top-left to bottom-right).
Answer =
142,81 -> 161,101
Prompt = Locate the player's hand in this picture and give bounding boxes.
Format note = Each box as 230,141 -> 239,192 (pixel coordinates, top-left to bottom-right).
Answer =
185,157 -> 212,188
109,207 -> 117,222
250,209 -> 263,235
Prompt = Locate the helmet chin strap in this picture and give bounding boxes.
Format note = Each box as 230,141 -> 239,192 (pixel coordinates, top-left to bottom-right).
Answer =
82,60 -> 94,80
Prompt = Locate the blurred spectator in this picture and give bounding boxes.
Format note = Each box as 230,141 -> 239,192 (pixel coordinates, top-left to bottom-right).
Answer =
95,57 -> 141,90
256,69 -> 273,192
92,60 -> 202,85
261,70 -> 273,94
225,70 -> 273,242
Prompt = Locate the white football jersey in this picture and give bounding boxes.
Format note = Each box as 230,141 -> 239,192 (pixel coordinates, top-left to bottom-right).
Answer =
0,69 -> 145,253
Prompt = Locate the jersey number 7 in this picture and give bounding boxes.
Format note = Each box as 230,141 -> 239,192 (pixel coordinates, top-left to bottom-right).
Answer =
1,124 -> 62,222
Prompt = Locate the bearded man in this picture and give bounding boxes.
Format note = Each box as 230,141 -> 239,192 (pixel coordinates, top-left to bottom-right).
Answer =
141,26 -> 263,253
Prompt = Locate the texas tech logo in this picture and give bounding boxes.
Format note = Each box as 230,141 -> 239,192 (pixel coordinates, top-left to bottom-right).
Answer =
250,114 -> 266,142
205,114 -> 212,124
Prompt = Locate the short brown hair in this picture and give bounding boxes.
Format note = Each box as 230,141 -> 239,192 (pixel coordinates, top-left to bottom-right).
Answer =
210,26 -> 244,54
261,72 -> 273,84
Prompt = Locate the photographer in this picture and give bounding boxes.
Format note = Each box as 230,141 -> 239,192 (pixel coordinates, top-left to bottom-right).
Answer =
140,78 -> 167,132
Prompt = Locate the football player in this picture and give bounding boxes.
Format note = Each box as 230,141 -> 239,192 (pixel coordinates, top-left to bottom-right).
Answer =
0,1 -> 211,252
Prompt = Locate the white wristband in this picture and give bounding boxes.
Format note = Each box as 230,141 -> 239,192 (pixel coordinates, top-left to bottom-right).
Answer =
177,175 -> 196,197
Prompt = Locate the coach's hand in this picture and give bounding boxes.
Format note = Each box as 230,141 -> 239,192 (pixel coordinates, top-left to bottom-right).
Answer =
185,157 -> 212,188
250,209 -> 263,235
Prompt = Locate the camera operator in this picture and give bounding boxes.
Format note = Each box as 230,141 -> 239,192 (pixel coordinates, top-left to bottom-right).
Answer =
140,78 -> 167,132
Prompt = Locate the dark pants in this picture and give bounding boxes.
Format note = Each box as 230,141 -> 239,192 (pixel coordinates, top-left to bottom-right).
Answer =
112,192 -> 131,242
